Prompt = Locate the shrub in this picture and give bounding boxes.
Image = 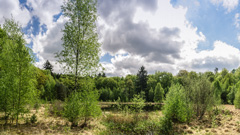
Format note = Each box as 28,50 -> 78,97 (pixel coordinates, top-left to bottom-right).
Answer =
154,83 -> 164,103
30,114 -> 37,124
64,91 -> 82,127
163,83 -> 192,123
130,94 -> 145,113
191,75 -> 214,119
234,88 -> 240,109
49,100 -> 64,116
184,74 -> 214,119
159,116 -> 173,135
64,89 -> 101,127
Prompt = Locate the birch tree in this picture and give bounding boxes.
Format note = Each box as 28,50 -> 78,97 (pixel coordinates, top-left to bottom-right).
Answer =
56,0 -> 101,91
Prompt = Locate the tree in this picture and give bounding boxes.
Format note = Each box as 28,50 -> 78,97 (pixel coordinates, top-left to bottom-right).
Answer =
0,18 -> 35,125
56,0 -> 101,91
43,60 -> 53,73
0,27 -> 12,125
135,66 -> 148,100
214,67 -> 218,74
234,88 -> 240,109
163,84 -> 192,123
154,83 -> 164,103
212,80 -> 222,104
148,87 -> 154,102
57,0 -> 101,127
190,75 -> 214,119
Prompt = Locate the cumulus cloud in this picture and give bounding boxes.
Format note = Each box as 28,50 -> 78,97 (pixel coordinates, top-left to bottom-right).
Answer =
99,0 -> 206,76
32,16 -> 67,73
0,0 -> 31,27
211,0 -> 239,12
188,41 -> 240,72
26,0 -> 63,26
2,0 -> 240,76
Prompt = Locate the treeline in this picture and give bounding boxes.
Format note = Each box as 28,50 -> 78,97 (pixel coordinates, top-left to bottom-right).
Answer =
29,61 -> 240,106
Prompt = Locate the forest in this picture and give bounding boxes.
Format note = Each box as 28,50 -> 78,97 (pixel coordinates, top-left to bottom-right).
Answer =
1,0 -> 240,135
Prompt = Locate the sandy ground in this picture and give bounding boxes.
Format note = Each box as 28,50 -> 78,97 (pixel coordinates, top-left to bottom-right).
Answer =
174,105 -> 240,135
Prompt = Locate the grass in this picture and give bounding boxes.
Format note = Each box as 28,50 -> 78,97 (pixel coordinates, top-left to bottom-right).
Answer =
1,104 -> 240,134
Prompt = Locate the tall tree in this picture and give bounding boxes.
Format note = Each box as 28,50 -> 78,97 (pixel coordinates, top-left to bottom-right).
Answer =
1,18 -> 35,125
57,0 -> 101,127
56,0 -> 101,91
135,66 -> 148,100
154,83 -> 164,103
43,60 -> 53,73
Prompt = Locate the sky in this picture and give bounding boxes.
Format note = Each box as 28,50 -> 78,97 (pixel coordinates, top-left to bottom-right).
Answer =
1,0 -> 240,76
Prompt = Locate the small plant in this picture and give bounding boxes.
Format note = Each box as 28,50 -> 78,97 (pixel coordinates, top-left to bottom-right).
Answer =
130,94 -> 145,113
159,116 -> 173,134
30,114 -> 37,124
49,100 -> 64,116
33,102 -> 41,110
64,126 -> 71,134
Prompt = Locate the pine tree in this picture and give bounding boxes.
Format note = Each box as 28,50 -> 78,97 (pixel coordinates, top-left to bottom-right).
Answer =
154,83 -> 164,103
135,66 -> 148,100
43,60 -> 53,73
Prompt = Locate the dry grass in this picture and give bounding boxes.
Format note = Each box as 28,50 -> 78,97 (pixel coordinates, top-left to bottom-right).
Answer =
3,104 -> 240,135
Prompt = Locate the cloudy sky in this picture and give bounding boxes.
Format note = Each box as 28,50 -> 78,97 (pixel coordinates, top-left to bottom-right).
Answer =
1,0 -> 240,76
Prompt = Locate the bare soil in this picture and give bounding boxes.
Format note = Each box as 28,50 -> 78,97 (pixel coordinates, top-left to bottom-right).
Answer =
174,105 -> 240,135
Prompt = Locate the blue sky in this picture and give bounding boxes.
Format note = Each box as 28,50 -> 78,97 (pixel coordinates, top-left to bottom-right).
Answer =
1,0 -> 240,76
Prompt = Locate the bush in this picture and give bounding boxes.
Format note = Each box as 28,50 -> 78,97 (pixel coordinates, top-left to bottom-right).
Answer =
103,113 -> 159,134
49,100 -> 64,116
64,89 -> 101,127
163,84 -> 192,123
130,94 -> 145,113
159,116 -> 173,135
184,74 -> 214,119
154,83 -> 164,103
63,91 -> 82,127
191,75 -> 214,119
234,88 -> 240,109
30,114 -> 37,124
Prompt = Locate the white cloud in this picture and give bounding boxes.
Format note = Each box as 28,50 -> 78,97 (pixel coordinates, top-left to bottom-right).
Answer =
179,41 -> 240,72
32,15 -> 67,73
26,0 -> 63,26
0,0 -> 31,27
211,0 -> 238,12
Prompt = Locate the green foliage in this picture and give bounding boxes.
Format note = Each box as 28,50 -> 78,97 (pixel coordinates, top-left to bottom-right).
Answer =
30,114 -> 37,124
64,89 -> 101,127
63,91 -> 82,127
0,18 -> 36,125
163,84 -> 192,122
54,80 -> 67,101
148,87 -> 154,102
154,83 -> 164,103
56,0 -> 101,91
135,66 -> 148,98
43,71 -> 56,100
130,94 -> 145,113
234,88 -> 240,109
227,86 -> 237,104
103,113 -> 159,134
212,80 -> 222,104
189,75 -> 214,119
49,100 -> 64,116
43,60 -> 53,73
159,116 -> 173,135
